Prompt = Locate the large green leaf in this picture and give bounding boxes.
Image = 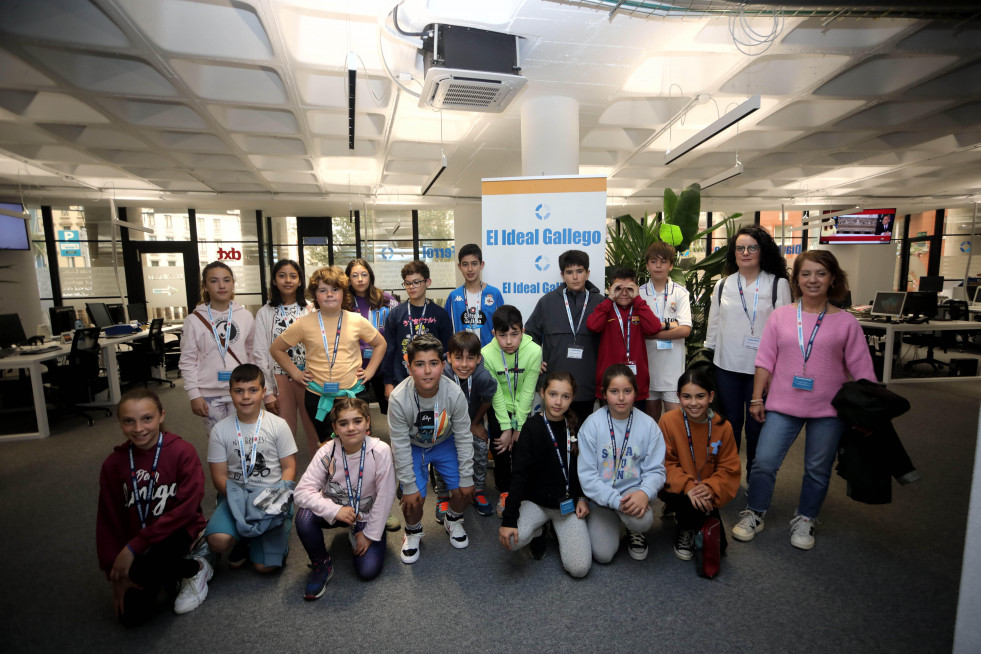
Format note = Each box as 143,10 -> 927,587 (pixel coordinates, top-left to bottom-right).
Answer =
663,187 -> 678,223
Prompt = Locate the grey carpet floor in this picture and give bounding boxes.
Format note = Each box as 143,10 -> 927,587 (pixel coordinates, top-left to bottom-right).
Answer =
1,377 -> 978,653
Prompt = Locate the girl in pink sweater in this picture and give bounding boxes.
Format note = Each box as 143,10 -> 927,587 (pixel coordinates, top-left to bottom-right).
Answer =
293,397 -> 396,600
731,250 -> 875,551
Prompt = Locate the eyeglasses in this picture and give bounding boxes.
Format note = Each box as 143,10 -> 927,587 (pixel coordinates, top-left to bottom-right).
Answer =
734,245 -> 760,254
402,279 -> 426,288
349,272 -> 370,280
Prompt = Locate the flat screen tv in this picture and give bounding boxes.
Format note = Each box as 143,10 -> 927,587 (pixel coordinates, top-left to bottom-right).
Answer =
0,203 -> 29,250
818,208 -> 895,244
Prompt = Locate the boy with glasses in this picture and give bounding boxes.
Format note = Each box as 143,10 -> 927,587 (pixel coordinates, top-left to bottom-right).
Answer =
382,260 -> 454,400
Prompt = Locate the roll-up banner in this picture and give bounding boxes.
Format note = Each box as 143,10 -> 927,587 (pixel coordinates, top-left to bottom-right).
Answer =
481,175 -> 607,321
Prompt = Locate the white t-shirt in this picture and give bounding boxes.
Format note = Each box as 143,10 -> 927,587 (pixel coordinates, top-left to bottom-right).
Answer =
640,280 -> 692,393
208,411 -> 298,488
704,272 -> 792,375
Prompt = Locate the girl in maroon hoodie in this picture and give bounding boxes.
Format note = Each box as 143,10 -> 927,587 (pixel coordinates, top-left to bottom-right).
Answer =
96,389 -> 210,626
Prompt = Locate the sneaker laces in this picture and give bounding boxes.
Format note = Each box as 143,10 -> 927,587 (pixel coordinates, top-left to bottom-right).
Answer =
678,530 -> 696,550
736,509 -> 761,528
790,514 -> 815,536
628,530 -> 646,548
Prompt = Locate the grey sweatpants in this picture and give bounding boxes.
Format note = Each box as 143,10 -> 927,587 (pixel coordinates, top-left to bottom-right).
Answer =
511,500 -> 591,578
586,502 -> 654,564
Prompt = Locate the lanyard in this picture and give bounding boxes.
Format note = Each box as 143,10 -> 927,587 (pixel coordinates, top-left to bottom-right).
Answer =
409,301 -> 429,337
447,370 -> 473,402
736,275 -> 759,335
605,407 -> 633,479
682,412 -> 711,483
318,311 -> 343,380
562,289 -> 587,344
543,418 -> 571,497
796,302 -> 828,375
614,304 -> 634,360
235,410 -> 264,479
648,281 -> 671,322
500,346 -> 519,418
276,303 -> 299,322
206,302 -> 232,364
129,433 -> 163,529
340,438 -> 367,520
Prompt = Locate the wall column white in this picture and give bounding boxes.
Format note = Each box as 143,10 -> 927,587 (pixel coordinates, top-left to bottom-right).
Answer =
520,96 -> 579,177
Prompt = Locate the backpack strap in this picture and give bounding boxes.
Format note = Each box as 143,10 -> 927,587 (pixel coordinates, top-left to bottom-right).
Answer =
192,310 -> 243,365
772,276 -> 780,307
716,275 -> 728,305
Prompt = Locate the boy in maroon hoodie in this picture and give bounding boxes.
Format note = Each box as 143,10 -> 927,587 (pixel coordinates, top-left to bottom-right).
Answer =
97,389 -> 210,627
586,268 -> 660,413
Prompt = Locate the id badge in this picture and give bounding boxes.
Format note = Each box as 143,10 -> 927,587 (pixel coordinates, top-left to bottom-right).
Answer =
217,370 -> 232,382
567,346 -> 584,359
626,362 -> 637,374
363,347 -> 373,359
322,381 -> 340,394
656,339 -> 673,350
792,375 -> 815,391
559,498 -> 575,515
743,336 -> 761,350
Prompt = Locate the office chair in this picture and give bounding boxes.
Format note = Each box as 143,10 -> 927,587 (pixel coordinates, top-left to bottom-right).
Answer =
118,318 -> 176,388
903,329 -> 955,375
43,327 -> 111,426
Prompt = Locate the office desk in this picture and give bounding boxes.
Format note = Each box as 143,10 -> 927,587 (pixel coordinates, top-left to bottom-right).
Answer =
858,319 -> 981,384
0,327 -> 179,442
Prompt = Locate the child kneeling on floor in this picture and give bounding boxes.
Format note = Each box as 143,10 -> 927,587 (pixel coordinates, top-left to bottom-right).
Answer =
204,364 -> 298,573
658,366 -> 740,561
499,371 -> 591,578
97,389 -> 211,626
577,364 -> 666,563
294,397 -> 396,600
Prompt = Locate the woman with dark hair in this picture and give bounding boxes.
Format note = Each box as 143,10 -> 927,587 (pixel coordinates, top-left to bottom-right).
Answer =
344,258 -> 399,414
731,249 -> 874,550
704,225 -> 791,483
253,259 -> 319,456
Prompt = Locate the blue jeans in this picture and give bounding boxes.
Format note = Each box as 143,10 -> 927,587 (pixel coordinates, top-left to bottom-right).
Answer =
746,411 -> 845,519
714,367 -> 762,480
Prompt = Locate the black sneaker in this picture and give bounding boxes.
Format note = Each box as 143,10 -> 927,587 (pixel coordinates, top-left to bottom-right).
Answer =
674,529 -> 696,561
626,529 -> 648,560
228,539 -> 249,568
303,556 -> 333,601
530,532 -> 547,560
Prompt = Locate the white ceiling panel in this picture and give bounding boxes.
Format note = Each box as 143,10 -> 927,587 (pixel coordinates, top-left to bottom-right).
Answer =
118,0 -> 274,60
815,55 -> 961,96
208,106 -> 299,134
0,91 -> 109,123
0,0 -> 130,49
249,155 -> 313,171
758,100 -> 867,129
171,60 -> 289,104
782,17 -> 913,49
102,100 -> 207,129
0,51 -> 56,88
231,134 -> 307,155
23,47 -> 177,97
835,100 -> 952,129
307,111 -> 385,139
722,55 -> 851,96
906,61 -> 981,97
294,71 -> 392,110
144,131 -> 230,152
170,153 -> 249,170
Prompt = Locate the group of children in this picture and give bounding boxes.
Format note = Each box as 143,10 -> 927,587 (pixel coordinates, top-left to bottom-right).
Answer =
97,242 -> 743,625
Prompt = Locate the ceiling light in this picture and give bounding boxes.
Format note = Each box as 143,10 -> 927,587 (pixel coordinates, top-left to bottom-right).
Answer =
421,153 -> 448,196
664,95 -> 761,165
0,206 -> 29,220
700,162 -> 743,190
347,53 -> 357,150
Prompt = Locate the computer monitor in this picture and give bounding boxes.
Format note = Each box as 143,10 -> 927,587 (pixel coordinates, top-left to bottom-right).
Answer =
871,291 -> 906,319
86,302 -> 114,329
903,291 -> 939,318
830,289 -> 853,310
127,302 -> 148,324
48,306 -> 76,335
106,303 -> 125,324
975,286 -> 981,304
0,313 -> 27,348
918,276 -> 944,294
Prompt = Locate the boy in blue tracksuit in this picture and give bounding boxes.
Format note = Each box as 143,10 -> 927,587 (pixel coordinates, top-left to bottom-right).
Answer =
445,244 -> 505,347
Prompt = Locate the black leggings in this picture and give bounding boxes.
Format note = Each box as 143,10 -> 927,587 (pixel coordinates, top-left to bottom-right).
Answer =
120,530 -> 198,627
304,390 -> 335,444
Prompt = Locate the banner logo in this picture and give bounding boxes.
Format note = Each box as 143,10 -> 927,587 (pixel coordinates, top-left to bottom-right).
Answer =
535,255 -> 550,272
535,203 -> 551,221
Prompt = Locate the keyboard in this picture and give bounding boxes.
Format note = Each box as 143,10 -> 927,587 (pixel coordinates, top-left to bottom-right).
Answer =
28,345 -> 64,354
0,347 -> 16,358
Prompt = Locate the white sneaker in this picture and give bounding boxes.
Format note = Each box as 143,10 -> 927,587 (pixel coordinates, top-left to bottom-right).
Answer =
174,557 -> 212,615
732,510 -> 765,542
400,529 -> 424,564
444,516 -> 469,549
790,513 -> 816,550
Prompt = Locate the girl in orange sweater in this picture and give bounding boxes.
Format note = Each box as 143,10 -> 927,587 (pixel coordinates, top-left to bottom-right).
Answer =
658,366 -> 741,561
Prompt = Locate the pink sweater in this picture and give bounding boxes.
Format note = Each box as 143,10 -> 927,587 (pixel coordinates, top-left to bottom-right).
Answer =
755,305 -> 875,418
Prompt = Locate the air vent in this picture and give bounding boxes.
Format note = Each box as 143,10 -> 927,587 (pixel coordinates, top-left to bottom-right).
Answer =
421,69 -> 527,112
419,24 -> 526,113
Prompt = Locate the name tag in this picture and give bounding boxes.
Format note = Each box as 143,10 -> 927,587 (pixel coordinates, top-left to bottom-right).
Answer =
567,346 -> 583,359
363,347 -> 373,359
626,362 -> 637,375
743,336 -> 761,350
656,340 -> 673,350
217,370 -> 232,382
792,375 -> 815,391
559,498 -> 575,515
322,381 -> 340,394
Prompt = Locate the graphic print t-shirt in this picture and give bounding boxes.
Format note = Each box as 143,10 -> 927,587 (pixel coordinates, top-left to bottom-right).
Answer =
208,412 -> 298,488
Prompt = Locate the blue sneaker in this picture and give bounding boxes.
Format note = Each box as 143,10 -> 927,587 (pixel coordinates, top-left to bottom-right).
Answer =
434,499 -> 449,525
303,556 -> 333,601
473,491 -> 494,516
